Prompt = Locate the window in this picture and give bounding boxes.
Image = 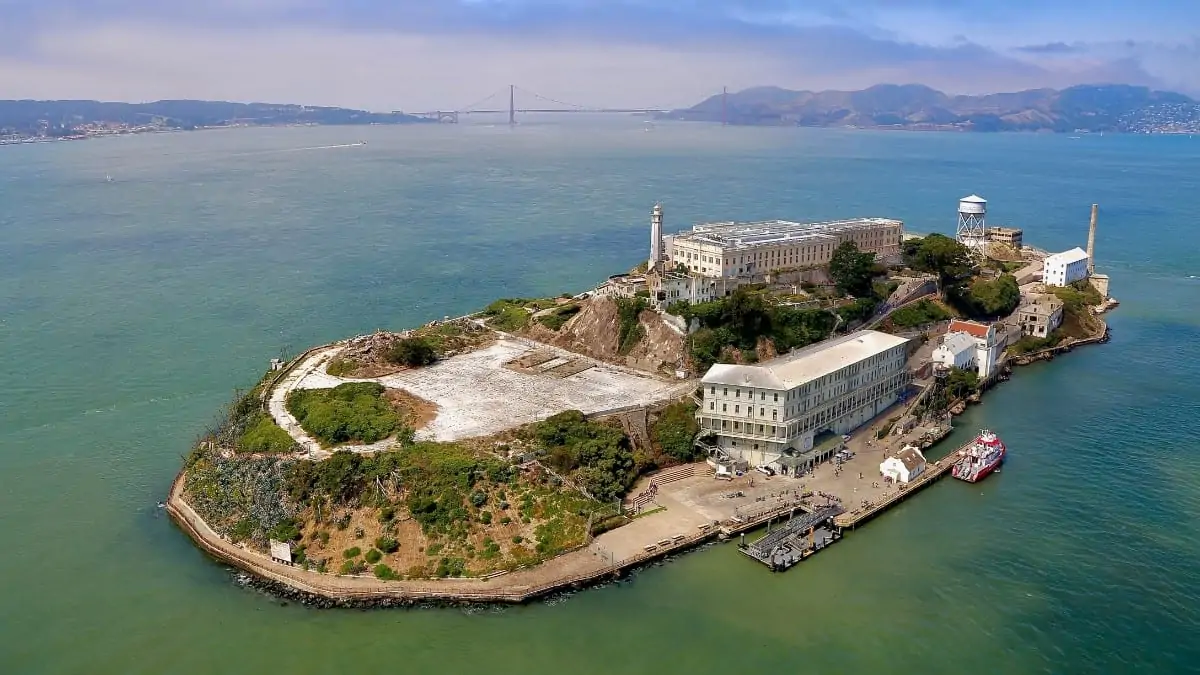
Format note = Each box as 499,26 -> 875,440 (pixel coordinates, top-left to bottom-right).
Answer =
760,392 -> 766,401
759,407 -> 765,417
722,404 -> 727,412
709,402 -> 715,410
773,393 -> 779,402
735,405 -> 740,414
710,386 -> 715,395
736,389 -> 741,398
723,387 -> 728,396
772,410 -> 778,421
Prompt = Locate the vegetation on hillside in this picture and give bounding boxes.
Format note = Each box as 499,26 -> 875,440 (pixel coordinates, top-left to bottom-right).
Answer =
650,401 -> 701,462
952,274 -> 1022,318
285,382 -> 408,446
890,299 -> 951,328
483,299 -> 533,332
903,234 -> 1021,319
205,372 -> 298,455
674,287 -> 837,370
615,297 -> 649,355
530,410 -> 635,502
535,303 -> 581,331
386,336 -> 437,367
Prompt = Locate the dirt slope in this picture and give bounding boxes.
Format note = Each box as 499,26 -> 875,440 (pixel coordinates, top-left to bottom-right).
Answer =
522,298 -> 686,375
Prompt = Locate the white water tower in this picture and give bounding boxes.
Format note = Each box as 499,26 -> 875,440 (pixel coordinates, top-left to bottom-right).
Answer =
956,195 -> 987,254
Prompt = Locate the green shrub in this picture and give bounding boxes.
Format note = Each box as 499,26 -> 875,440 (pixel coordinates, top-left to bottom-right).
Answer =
651,402 -> 700,461
342,546 -> 361,559
480,511 -> 493,524
536,304 -> 581,331
511,535 -> 523,544
339,559 -> 366,575
374,536 -> 400,553
268,518 -> 301,542
237,412 -> 298,454
285,382 -> 406,446
365,548 -> 382,564
386,337 -> 438,367
378,506 -> 395,522
373,564 -> 399,580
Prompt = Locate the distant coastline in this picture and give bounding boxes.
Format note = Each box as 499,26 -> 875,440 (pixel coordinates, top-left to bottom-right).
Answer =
663,83 -> 1200,134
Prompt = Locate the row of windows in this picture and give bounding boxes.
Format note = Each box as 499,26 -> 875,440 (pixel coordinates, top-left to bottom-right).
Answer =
708,401 -> 780,421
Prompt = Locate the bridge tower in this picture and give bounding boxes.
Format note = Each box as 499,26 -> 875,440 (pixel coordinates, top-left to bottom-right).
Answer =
508,84 -> 516,126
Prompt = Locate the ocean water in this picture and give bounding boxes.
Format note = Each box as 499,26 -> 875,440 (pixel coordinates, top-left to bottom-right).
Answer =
1,118 -> 1198,674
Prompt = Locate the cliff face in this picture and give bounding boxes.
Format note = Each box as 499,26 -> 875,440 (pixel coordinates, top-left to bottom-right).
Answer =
523,298 -> 686,375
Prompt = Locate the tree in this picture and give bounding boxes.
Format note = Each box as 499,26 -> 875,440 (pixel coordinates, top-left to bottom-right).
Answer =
828,241 -> 876,297
908,234 -> 973,285
386,337 -> 437,367
651,402 -> 701,461
965,274 -> 1021,317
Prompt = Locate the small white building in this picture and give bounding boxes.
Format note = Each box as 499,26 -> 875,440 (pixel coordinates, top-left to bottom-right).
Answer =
269,539 -> 293,565
1043,247 -> 1090,287
947,319 -> 1003,379
931,332 -> 978,372
880,445 -> 926,484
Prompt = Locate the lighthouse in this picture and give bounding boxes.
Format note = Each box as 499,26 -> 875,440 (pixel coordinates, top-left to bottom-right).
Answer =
649,203 -> 664,272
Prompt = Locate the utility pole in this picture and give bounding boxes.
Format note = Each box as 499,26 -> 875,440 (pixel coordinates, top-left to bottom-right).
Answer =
508,84 -> 516,126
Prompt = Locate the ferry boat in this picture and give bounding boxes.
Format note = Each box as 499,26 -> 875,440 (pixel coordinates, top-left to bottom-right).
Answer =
952,430 -> 1006,483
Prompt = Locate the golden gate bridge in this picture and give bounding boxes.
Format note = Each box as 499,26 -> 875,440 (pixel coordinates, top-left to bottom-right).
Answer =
403,85 -> 672,124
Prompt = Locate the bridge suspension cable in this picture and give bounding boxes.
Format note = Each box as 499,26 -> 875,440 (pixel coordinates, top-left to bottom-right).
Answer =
511,85 -> 589,110
457,87 -> 512,113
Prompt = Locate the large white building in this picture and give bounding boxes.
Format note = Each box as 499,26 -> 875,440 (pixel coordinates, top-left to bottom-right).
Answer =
698,330 -> 911,469
946,319 -> 1005,380
666,218 -> 904,279
1043,247 -> 1090,287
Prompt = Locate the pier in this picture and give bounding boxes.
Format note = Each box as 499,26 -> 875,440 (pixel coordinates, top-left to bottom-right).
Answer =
833,443 -> 967,529
738,506 -> 845,571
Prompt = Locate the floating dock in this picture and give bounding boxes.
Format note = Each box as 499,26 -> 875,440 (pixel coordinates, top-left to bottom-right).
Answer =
738,506 -> 844,571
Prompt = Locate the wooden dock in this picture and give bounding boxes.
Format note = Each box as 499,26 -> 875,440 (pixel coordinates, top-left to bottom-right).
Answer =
738,507 -> 845,571
833,441 -> 970,529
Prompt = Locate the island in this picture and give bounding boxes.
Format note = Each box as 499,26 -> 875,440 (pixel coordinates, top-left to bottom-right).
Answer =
167,196 -> 1117,606
662,83 -> 1200,134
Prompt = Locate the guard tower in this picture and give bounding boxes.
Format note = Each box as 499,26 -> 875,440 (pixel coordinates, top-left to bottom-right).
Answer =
649,203 -> 664,272
956,195 -> 988,255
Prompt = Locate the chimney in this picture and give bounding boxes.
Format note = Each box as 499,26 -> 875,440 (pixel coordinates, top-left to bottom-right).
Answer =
1086,203 -> 1098,275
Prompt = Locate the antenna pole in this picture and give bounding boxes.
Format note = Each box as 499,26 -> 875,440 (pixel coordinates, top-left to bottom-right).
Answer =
509,84 -> 516,126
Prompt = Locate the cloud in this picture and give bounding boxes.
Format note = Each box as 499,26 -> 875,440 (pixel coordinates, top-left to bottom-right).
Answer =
0,0 -> 1196,108
1016,42 -> 1084,55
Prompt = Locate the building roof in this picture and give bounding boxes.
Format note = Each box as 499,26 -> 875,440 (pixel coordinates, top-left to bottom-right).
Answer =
1045,247 -> 1089,266
1020,294 -> 1064,317
701,330 -> 909,390
988,226 -> 1022,235
937,332 -> 976,355
894,446 -> 926,472
947,319 -> 992,340
673,217 -> 903,252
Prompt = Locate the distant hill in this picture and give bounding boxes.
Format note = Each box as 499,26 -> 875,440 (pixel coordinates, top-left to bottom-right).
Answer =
0,99 -> 432,137
663,84 -> 1200,133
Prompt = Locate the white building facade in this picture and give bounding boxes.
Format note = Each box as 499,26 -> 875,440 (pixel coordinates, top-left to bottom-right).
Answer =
698,330 -> 911,468
932,332 -> 978,372
947,319 -> 1004,380
669,218 -> 904,280
880,446 -> 926,484
1043,247 -> 1090,287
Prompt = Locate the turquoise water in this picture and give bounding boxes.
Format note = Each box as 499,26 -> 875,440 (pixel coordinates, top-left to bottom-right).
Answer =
1,120 -> 1198,674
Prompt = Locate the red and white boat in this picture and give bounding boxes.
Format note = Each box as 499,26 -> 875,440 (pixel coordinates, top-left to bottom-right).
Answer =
952,430 -> 1006,483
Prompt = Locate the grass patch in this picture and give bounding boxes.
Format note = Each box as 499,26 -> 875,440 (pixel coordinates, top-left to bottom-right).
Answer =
325,358 -> 357,377
285,382 -> 407,446
890,299 -> 950,328
483,299 -> 532,332
237,412 -> 297,454
535,303 -> 581,331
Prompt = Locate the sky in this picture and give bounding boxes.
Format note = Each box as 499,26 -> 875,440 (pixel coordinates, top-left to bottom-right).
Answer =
0,0 -> 1197,110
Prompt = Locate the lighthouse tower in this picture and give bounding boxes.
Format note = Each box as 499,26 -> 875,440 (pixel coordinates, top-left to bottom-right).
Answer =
649,203 -> 664,272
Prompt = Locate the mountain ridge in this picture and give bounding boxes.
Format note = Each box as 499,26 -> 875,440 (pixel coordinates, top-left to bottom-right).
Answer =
664,83 -> 1200,133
